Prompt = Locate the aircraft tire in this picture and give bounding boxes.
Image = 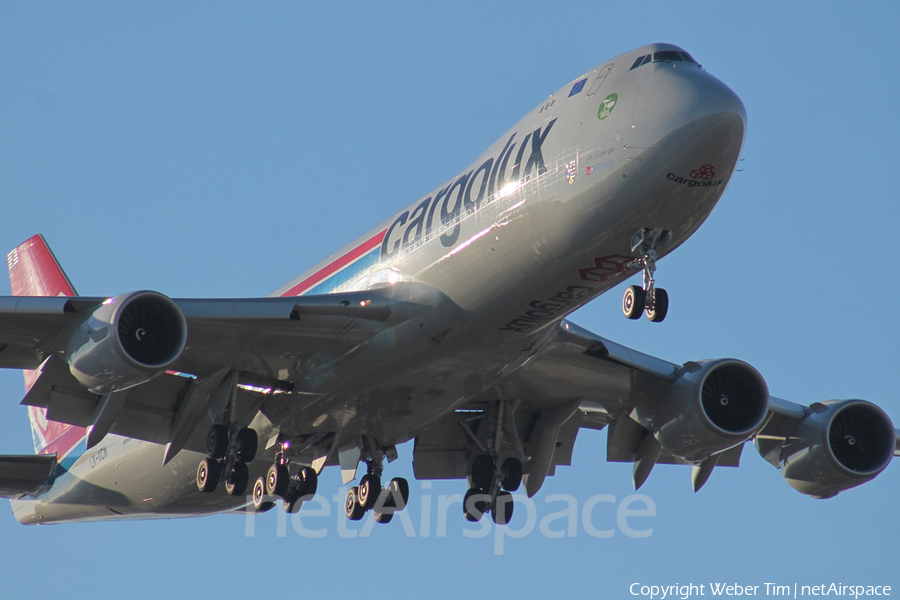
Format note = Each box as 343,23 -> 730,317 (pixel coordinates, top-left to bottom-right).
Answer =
500,457 -> 522,492
358,474 -> 381,511
282,493 -> 303,514
463,487 -> 489,522
646,288 -> 669,322
345,486 -> 365,521
299,467 -> 318,497
206,424 -> 229,459
225,461 -> 249,497
492,490 -> 514,525
235,428 -> 258,463
389,477 -> 410,509
266,463 -> 289,498
252,477 -> 275,512
623,285 -> 646,320
374,510 -> 393,524
197,458 -> 221,493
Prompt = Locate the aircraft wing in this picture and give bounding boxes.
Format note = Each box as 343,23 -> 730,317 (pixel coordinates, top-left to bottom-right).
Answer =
0,283 -> 437,376
0,281 -> 454,458
473,320 -> 897,498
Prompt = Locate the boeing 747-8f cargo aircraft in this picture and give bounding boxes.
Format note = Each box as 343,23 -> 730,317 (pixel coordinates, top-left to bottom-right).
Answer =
1,43 -> 897,526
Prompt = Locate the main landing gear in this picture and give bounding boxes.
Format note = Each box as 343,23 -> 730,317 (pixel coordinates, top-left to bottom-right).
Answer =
344,459 -> 410,525
622,228 -> 669,323
453,398 -> 525,525
250,441 -> 319,514
463,454 -> 521,525
196,424 -> 258,497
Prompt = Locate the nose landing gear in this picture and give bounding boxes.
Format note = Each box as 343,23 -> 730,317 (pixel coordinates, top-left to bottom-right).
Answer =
622,228 -> 670,323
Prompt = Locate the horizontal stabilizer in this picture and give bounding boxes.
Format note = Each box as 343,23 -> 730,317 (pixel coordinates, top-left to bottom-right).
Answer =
0,454 -> 57,499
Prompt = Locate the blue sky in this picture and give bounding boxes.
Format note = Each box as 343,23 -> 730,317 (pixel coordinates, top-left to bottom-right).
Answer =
0,2 -> 897,596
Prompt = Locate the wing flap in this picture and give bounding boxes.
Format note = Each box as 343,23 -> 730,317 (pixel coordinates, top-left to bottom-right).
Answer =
0,297 -> 85,369
605,416 -> 744,467
20,358 -> 225,449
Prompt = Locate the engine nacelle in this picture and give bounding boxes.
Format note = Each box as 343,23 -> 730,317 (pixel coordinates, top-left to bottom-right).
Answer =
651,359 -> 769,461
779,400 -> 894,498
66,291 -> 188,394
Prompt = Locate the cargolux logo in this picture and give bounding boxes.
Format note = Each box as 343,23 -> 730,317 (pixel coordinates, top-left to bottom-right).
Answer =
690,164 -> 715,180
667,163 -> 724,189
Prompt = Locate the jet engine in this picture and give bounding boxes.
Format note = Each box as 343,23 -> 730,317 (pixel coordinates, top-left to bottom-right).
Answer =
778,400 -> 894,498
650,359 -> 769,461
66,291 -> 188,394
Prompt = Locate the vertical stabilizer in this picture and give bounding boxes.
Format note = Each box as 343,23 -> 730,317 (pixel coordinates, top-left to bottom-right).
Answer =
8,234 -> 78,298
7,235 -> 84,455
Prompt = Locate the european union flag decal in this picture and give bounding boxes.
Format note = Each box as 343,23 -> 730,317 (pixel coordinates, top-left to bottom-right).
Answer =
568,77 -> 588,98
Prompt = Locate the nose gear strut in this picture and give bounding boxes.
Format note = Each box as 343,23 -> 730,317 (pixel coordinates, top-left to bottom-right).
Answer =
622,227 -> 670,322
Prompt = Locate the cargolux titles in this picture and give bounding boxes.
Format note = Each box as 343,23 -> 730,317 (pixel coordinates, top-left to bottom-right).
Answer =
380,119 -> 557,259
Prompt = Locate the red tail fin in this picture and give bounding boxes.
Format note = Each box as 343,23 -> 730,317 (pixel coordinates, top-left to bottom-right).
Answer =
7,235 -> 84,455
8,234 -> 78,297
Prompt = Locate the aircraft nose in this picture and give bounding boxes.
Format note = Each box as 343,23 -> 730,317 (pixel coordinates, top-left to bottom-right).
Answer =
690,73 -> 746,147
630,66 -> 746,159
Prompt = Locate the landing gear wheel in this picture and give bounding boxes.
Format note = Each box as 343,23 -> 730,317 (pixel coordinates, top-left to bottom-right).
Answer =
463,487 -> 488,522
196,458 -> 221,493
500,457 -> 522,492
206,424 -> 228,459
266,463 -> 289,498
492,490 -> 514,525
282,493 -> 303,514
281,465 -> 318,513
645,288 -> 668,323
622,285 -> 646,320
374,510 -> 393,524
345,486 -> 365,521
252,476 -> 275,512
235,428 -> 258,462
298,467 -> 318,498
224,461 -> 249,497
358,474 -> 381,511
388,477 -> 410,509
470,454 -> 495,489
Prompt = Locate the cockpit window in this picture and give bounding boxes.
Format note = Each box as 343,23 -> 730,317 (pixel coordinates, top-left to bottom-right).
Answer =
653,51 -> 683,63
629,54 -> 653,70
631,51 -> 699,71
